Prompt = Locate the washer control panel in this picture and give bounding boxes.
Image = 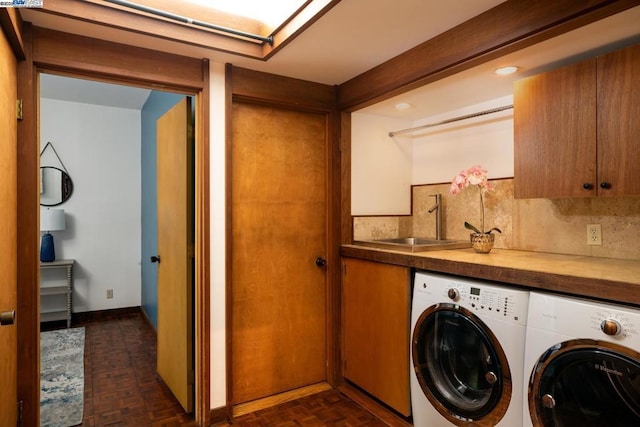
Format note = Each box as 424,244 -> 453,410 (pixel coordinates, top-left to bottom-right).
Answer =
414,271 -> 529,326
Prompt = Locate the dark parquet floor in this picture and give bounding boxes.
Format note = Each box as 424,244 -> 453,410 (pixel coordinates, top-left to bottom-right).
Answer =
45,310 -> 388,426
220,389 -> 388,427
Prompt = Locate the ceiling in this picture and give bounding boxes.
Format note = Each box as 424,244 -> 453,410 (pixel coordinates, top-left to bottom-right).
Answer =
26,1 -> 640,118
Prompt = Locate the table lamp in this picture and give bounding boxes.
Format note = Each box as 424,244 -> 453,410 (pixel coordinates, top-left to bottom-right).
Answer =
40,208 -> 65,262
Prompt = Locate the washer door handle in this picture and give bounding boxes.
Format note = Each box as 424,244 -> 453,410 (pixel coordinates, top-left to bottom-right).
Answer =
542,394 -> 556,409
485,371 -> 497,384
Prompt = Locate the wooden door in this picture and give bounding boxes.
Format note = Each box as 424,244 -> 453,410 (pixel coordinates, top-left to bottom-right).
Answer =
514,59 -> 597,198
157,97 -> 194,412
342,258 -> 411,416
597,44 -> 640,196
0,22 -> 18,424
231,102 -> 327,404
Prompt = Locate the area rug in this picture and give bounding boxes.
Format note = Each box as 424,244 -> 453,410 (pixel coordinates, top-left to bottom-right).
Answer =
40,327 -> 85,427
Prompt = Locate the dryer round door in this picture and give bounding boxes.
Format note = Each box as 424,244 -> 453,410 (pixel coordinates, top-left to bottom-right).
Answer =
412,303 -> 512,425
528,339 -> 640,427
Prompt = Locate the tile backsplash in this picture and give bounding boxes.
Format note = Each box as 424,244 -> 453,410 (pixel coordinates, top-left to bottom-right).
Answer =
353,178 -> 640,261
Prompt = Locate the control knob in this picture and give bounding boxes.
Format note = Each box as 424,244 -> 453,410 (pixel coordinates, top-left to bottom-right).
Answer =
600,319 -> 622,336
447,288 -> 460,301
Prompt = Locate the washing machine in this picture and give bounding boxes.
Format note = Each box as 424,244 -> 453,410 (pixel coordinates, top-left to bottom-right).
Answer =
524,292 -> 640,427
411,271 -> 529,426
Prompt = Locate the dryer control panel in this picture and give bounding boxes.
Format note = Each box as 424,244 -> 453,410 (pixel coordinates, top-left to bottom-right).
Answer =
528,292 -> 640,345
414,271 -> 529,326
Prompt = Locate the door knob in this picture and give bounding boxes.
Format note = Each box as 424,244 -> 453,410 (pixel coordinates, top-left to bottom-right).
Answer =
150,255 -> 161,263
0,310 -> 15,326
315,257 -> 327,267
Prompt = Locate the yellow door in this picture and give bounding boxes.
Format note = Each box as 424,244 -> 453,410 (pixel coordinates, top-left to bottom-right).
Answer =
0,21 -> 18,424
231,102 -> 328,403
156,97 -> 194,412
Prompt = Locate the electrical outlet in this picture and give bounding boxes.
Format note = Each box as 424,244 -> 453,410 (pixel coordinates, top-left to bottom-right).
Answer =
107,289 -> 113,299
587,224 -> 602,246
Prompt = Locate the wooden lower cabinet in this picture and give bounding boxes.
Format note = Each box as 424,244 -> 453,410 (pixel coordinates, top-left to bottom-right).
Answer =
341,258 -> 411,416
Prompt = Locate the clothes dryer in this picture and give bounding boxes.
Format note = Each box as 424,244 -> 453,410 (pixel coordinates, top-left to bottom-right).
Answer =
524,292 -> 640,427
411,271 -> 529,426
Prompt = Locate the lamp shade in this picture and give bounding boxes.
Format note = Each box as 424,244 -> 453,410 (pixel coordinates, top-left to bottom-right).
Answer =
41,208 -> 65,232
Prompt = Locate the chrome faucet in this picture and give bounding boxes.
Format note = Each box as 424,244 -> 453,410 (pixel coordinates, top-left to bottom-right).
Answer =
428,194 -> 442,240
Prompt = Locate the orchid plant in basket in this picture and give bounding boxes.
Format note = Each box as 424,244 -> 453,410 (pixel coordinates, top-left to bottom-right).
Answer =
450,165 -> 502,235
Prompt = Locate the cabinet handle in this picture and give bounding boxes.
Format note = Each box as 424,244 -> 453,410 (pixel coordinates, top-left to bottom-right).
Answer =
600,182 -> 611,189
150,255 -> 161,263
583,183 -> 593,190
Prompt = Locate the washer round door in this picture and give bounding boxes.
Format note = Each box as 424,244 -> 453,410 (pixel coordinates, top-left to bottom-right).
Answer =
412,303 -> 512,426
529,339 -> 640,427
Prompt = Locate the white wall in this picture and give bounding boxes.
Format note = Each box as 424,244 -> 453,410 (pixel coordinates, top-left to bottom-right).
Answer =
412,95 -> 514,184
209,62 -> 227,408
40,98 -> 142,312
351,112 -> 413,215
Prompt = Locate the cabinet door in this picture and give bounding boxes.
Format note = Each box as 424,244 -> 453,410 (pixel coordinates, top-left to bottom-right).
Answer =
342,258 -> 410,416
597,44 -> 640,196
514,59 -> 597,198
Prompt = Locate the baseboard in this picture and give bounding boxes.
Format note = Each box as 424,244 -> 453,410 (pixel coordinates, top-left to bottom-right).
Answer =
139,307 -> 157,333
232,382 -> 333,417
210,406 -> 228,424
72,306 -> 142,324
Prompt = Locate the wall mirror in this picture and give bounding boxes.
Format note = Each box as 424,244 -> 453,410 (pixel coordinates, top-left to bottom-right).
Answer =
40,141 -> 73,206
40,166 -> 73,206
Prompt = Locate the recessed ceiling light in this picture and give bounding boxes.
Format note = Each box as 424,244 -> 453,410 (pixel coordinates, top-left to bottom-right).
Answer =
395,102 -> 412,110
495,66 -> 519,76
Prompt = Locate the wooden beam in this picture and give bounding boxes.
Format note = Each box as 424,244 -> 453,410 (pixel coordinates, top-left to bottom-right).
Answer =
31,27 -> 204,91
32,0 -> 264,58
337,0 -> 640,110
230,66 -> 335,112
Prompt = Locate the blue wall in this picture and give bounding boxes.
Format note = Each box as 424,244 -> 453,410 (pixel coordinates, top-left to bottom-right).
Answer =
140,91 -> 184,328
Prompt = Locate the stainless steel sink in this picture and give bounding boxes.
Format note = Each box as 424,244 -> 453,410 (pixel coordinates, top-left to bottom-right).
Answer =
353,237 -> 471,253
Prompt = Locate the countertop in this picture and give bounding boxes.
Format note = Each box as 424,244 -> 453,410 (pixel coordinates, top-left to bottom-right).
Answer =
340,245 -> 640,307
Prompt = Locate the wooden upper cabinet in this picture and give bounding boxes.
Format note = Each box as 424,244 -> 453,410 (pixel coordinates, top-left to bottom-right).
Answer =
597,44 -> 640,196
341,258 -> 411,416
514,59 -> 597,198
514,43 -> 640,198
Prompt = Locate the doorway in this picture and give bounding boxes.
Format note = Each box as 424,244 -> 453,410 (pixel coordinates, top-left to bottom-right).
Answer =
38,74 -> 196,419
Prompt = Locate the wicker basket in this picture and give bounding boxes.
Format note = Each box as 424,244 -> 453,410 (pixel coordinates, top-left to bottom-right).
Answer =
470,233 -> 495,254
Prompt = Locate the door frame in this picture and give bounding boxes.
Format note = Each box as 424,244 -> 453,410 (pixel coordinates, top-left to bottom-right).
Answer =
0,8 -> 20,425
17,25 -> 211,426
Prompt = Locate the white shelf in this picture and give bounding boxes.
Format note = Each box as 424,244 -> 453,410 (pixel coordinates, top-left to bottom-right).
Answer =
40,259 -> 74,328
40,285 -> 68,296
41,311 -> 68,322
